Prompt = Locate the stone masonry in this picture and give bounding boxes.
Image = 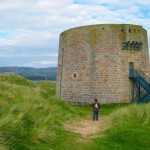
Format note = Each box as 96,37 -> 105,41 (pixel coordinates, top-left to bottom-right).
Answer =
56,24 -> 149,104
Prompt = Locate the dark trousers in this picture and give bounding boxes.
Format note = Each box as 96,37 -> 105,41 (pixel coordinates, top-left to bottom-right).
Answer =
93,111 -> 99,121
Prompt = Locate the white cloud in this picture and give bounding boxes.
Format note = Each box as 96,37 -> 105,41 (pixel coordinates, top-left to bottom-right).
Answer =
0,53 -> 58,57
0,0 -> 150,67
0,30 -> 57,47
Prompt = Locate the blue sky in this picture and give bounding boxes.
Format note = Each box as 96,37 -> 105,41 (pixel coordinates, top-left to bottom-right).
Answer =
0,0 -> 150,68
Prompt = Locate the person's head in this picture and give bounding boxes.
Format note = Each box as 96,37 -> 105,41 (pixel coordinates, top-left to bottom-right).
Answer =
95,98 -> 98,102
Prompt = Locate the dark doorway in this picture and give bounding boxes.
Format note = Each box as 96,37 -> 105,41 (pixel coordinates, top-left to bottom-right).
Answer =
129,62 -> 134,70
129,62 -> 134,77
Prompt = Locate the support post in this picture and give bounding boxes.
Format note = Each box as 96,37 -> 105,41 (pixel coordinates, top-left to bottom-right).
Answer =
131,80 -> 134,102
138,83 -> 141,102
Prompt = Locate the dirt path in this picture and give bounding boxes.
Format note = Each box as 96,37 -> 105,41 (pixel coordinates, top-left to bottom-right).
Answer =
64,116 -> 111,137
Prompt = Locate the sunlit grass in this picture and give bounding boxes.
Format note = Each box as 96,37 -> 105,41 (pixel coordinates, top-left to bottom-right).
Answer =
0,74 -> 85,149
0,73 -> 150,150
86,103 -> 150,150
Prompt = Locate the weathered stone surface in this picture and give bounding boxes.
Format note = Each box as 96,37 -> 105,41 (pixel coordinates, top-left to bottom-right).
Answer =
56,24 -> 150,104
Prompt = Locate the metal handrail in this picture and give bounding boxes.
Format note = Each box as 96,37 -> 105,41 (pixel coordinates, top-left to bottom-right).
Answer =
136,70 -> 150,84
133,89 -> 147,102
130,69 -> 150,103
129,69 -> 150,84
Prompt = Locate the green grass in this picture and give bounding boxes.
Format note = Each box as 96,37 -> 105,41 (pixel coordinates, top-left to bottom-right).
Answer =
0,74 -> 88,150
85,103 -> 150,150
0,73 -> 150,150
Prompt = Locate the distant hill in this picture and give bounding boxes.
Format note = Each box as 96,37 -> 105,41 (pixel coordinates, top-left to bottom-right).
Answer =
0,67 -> 57,81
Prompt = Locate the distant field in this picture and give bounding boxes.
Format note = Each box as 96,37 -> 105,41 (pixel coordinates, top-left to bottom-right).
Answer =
0,73 -> 150,150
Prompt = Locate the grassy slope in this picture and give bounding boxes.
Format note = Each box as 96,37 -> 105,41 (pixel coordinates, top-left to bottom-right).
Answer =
0,74 -> 150,150
0,74 -> 84,150
86,103 -> 150,150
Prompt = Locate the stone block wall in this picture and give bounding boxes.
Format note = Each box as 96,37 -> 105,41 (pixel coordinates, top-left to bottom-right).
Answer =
56,24 -> 149,104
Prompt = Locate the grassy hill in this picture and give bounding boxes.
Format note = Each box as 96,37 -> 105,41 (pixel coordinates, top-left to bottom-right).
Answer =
0,67 -> 57,81
0,73 -> 150,150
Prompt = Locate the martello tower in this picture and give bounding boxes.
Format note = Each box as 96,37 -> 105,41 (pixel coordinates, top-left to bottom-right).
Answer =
56,24 -> 150,104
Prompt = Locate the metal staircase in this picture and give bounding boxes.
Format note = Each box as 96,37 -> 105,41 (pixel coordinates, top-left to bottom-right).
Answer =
129,69 -> 150,103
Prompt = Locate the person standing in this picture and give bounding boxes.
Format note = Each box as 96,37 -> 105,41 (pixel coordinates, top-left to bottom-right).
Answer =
92,98 -> 100,121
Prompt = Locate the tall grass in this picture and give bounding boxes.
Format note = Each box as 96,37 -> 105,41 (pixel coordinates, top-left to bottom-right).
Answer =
86,103 -> 150,150
110,103 -> 150,127
0,74 -> 85,150
0,74 -> 35,87
1,73 -> 150,150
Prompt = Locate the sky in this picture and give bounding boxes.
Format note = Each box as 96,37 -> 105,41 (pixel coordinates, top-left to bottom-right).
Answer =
0,0 -> 150,68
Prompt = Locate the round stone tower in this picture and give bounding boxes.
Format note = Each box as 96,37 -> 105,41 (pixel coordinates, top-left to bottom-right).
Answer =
56,24 -> 149,104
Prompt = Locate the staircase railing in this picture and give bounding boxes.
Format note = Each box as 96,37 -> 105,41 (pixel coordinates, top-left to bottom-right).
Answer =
133,89 -> 147,102
136,70 -> 150,84
129,69 -> 150,103
129,69 -> 150,84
